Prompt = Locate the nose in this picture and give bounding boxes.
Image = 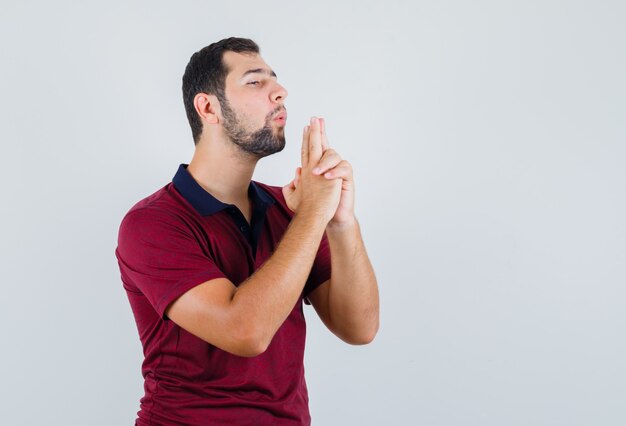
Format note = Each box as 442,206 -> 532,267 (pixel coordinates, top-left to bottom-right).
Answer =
271,82 -> 288,104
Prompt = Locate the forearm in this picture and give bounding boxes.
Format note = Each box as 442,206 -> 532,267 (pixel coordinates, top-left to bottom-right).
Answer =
326,218 -> 379,343
231,211 -> 327,350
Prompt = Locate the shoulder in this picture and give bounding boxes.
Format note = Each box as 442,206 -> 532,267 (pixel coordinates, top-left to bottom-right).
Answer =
117,183 -> 194,241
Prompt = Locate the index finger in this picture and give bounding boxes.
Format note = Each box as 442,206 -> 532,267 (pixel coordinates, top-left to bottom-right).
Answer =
308,117 -> 323,165
320,117 -> 329,151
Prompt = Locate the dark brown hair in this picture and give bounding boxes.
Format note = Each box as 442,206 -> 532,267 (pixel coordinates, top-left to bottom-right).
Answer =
182,37 -> 260,145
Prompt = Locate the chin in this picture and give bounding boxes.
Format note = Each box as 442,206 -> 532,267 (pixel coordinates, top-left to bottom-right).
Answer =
267,140 -> 287,156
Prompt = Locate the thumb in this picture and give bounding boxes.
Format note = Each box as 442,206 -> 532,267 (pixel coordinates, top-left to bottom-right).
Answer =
282,178 -> 296,195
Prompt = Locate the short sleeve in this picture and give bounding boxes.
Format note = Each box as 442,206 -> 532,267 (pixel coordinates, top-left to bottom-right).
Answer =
302,231 -> 332,305
115,209 -> 227,319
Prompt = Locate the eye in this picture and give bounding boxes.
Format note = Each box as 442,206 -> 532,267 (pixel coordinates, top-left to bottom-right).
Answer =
247,81 -> 260,86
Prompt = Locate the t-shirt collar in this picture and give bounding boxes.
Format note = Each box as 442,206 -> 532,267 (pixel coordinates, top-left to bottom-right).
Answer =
172,163 -> 275,216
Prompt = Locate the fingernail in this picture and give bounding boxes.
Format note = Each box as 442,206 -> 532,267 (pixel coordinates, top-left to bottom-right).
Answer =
310,117 -> 316,125
313,167 -> 321,174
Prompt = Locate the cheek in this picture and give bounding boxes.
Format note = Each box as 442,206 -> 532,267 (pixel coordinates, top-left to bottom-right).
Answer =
245,104 -> 271,124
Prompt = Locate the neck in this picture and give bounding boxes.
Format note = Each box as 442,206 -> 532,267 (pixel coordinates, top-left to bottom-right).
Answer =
187,134 -> 258,205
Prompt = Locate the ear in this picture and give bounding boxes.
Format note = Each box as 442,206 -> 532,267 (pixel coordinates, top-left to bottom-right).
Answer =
194,93 -> 221,125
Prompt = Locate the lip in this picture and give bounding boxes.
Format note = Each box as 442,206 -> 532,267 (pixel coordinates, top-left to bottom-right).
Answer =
273,111 -> 287,122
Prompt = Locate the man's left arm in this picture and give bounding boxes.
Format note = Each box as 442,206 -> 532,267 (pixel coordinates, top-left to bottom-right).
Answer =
289,117 -> 379,344
307,218 -> 379,344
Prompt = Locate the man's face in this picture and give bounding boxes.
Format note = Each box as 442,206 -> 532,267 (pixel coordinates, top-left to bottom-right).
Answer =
218,51 -> 288,158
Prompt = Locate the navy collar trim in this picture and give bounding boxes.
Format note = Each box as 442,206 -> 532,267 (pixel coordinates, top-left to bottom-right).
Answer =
172,163 -> 275,216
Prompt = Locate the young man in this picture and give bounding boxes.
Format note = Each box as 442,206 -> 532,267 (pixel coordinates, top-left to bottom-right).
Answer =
115,37 -> 379,426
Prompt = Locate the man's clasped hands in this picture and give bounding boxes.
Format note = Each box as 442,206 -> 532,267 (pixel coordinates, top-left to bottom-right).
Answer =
282,117 -> 356,228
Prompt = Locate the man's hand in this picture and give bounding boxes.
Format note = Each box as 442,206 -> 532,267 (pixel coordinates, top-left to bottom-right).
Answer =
283,117 -> 355,227
283,117 -> 342,224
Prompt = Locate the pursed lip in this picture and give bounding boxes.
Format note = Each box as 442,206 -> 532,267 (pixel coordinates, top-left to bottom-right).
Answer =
273,110 -> 287,122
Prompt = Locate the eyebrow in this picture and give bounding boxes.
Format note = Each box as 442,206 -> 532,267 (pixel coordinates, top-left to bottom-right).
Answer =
240,68 -> 277,80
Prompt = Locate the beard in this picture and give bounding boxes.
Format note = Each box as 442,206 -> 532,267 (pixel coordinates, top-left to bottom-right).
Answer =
218,93 -> 286,159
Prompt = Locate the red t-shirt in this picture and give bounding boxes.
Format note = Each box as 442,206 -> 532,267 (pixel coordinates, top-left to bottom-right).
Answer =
115,164 -> 331,425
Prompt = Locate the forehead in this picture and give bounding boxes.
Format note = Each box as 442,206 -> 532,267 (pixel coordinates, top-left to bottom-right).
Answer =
222,51 -> 275,83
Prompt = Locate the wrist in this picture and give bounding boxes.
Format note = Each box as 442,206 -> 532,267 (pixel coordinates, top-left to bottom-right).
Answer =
294,208 -> 331,230
326,216 -> 358,234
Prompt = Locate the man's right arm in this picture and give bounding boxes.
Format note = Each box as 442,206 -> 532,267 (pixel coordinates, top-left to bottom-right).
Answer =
165,118 -> 339,357
165,210 -> 328,357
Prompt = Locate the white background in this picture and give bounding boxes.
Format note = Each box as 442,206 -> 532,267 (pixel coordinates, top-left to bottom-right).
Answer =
1,1 -> 624,425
